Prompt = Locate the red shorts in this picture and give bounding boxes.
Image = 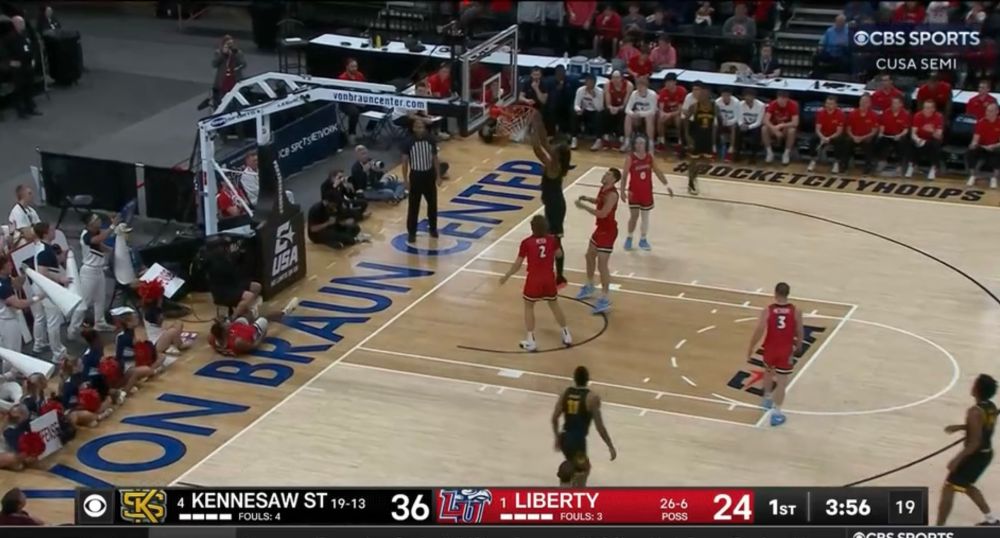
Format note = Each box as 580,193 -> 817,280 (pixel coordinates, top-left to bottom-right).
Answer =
590,227 -> 618,253
762,346 -> 795,374
628,185 -> 654,210
523,275 -> 558,302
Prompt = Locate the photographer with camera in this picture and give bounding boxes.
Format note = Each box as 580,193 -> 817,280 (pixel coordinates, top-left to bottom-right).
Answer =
349,145 -> 407,203
212,35 -> 246,107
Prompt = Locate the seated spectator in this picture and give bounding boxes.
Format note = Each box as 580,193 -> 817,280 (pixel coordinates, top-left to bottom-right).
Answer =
753,43 -> 781,78
967,102 -> 1000,189
338,59 -> 367,143
239,151 -> 259,208
965,80 -> 997,120
543,65 -> 575,142
808,95 -> 846,173
565,0 -> 596,55
350,145 -> 407,202
593,4 -> 622,58
871,73 -> 903,112
645,6 -> 675,37
325,170 -> 371,222
7,185 -> 40,244
649,34 -> 677,70
908,100 -> 944,180
627,46 -> 653,80
519,67 -> 546,111
656,72 -> 687,151
876,95 -> 913,174
694,2 -> 714,26
307,196 -> 364,249
36,5 -> 60,32
735,88 -> 766,162
842,93 -> 880,174
624,76 -> 657,153
573,74 -> 605,150
621,2 -> 646,35
762,90 -> 799,165
602,70 -> 632,147
924,1 -> 953,24
844,0 -> 874,26
0,488 -> 43,525
722,3 -> 757,63
616,37 -> 640,68
427,63 -> 453,98
216,179 -> 248,222
715,87 -> 739,162
892,1 -> 926,23
915,72 -> 953,120
815,14 -> 850,75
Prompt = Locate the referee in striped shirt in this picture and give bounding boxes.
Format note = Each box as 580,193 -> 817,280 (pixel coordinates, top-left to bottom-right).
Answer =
402,119 -> 441,243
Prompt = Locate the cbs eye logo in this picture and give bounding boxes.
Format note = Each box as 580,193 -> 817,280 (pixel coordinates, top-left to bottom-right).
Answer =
853,31 -> 870,46
82,494 -> 109,518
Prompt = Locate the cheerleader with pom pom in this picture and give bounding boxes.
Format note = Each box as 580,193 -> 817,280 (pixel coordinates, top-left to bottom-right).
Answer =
1,404 -> 35,470
57,354 -> 114,427
137,278 -> 190,356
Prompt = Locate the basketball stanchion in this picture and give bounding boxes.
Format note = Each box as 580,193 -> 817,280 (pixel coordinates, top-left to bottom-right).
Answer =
23,267 -> 83,318
0,346 -> 55,378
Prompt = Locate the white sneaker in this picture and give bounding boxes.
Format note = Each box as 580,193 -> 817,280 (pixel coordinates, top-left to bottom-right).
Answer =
765,148 -> 775,163
519,340 -> 537,352
438,131 -> 451,140
831,162 -> 840,174
603,134 -> 611,142
570,137 -> 578,150
968,175 -> 977,186
904,164 -> 914,178
991,177 -> 998,189
781,150 -> 790,165
561,330 -> 573,347
619,139 -> 629,153
927,167 -> 936,181
590,139 -> 603,151
282,296 -> 300,315
807,160 -> 816,172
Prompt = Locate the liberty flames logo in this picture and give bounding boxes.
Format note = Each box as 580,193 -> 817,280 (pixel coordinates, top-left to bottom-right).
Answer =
437,489 -> 493,524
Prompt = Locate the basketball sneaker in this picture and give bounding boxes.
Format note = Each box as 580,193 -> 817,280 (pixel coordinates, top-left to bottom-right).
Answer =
576,283 -> 596,300
770,411 -> 786,427
519,340 -> 538,352
624,237 -> 634,250
975,519 -> 999,526
561,328 -> 573,347
762,397 -> 773,410
592,296 -> 611,314
638,238 -> 651,251
281,296 -> 300,316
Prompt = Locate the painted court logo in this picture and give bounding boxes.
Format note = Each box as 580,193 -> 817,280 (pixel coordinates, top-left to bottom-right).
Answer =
438,489 -> 493,524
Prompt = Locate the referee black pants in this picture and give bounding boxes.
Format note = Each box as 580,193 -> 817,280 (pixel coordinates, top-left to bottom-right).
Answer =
407,169 -> 437,237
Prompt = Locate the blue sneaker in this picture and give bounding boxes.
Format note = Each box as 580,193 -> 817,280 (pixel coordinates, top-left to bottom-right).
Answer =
638,238 -> 651,251
624,237 -> 634,250
592,296 -> 611,314
576,283 -> 596,300
770,412 -> 787,427
762,397 -> 773,410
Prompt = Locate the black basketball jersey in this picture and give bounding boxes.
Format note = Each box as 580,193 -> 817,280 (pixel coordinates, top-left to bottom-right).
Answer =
976,400 -> 997,452
692,101 -> 716,130
562,386 -> 592,437
541,169 -> 565,197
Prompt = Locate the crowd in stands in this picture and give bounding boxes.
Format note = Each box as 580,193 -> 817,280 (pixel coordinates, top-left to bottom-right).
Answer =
1,184 -> 192,472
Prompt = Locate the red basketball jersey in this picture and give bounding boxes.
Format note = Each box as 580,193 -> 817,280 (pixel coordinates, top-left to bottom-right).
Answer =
607,81 -> 629,107
519,234 -> 558,280
628,152 -> 653,188
595,184 -> 618,232
763,303 -> 797,355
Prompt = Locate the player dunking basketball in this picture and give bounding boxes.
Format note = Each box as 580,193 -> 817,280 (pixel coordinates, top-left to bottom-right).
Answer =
745,282 -> 803,427
623,137 -> 673,251
574,168 -> 621,314
530,112 -> 571,289
499,215 -> 572,351
552,365 -> 616,487
937,374 -> 998,526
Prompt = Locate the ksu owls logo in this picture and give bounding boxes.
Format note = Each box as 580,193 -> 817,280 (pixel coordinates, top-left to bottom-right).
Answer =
437,489 -> 493,524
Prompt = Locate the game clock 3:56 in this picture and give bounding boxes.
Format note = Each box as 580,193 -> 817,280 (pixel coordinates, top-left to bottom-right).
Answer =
811,489 -> 887,525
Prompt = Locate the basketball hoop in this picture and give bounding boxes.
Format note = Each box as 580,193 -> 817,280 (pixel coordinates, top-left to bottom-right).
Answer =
490,104 -> 536,143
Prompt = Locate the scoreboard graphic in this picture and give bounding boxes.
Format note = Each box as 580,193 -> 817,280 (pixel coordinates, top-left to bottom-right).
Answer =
64,486 -> 1000,538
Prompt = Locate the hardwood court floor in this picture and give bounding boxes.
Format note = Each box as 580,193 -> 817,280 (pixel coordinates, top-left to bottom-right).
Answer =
7,138 -> 1000,526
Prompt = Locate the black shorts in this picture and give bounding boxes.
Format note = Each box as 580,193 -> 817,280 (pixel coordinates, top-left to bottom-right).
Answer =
947,451 -> 993,490
559,432 -> 590,472
541,186 -> 566,237
690,129 -> 714,158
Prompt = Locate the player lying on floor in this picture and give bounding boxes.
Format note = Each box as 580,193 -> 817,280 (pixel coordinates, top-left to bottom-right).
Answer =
209,293 -> 299,357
